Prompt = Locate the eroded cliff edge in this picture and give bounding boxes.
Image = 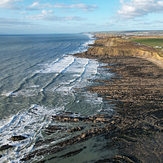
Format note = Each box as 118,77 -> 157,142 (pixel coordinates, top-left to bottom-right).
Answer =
76,34 -> 163,69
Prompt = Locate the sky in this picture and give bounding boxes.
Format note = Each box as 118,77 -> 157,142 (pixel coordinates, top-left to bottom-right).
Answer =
0,0 -> 163,34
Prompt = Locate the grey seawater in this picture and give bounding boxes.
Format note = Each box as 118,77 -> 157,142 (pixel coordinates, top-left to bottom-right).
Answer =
0,34 -> 116,162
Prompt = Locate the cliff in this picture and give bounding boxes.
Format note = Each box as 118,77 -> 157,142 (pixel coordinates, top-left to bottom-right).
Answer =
78,35 -> 163,65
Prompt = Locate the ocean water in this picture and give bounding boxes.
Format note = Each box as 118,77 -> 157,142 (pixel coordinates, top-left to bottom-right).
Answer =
0,34 -> 115,162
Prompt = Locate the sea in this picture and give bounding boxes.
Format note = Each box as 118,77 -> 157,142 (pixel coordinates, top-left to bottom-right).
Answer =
0,34 -> 116,162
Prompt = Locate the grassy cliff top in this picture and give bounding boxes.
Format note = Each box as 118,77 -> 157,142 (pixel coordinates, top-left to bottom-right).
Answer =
132,38 -> 163,48
80,34 -> 163,68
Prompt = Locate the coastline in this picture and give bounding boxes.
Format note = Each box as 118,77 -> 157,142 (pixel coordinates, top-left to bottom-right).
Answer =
74,34 -> 163,162
2,34 -> 162,162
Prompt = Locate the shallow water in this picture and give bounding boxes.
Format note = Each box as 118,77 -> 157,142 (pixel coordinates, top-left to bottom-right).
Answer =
0,34 -> 115,162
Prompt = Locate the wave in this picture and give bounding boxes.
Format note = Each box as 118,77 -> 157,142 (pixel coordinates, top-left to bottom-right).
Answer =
0,34 -> 97,98
0,104 -> 64,162
39,55 -> 75,91
0,34 -> 114,162
54,58 -> 90,93
83,33 -> 94,40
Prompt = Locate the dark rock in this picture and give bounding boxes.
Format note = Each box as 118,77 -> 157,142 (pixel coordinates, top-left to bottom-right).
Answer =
91,124 -> 100,127
64,111 -> 73,115
67,127 -> 84,132
52,112 -> 111,124
46,125 -> 65,131
34,138 -> 56,148
11,135 -> 27,141
96,154 -> 141,163
22,125 -> 108,161
45,125 -> 66,135
95,117 -> 110,123
0,144 -> 13,151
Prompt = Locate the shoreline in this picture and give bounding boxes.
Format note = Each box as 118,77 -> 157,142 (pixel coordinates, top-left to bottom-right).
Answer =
3,34 -> 162,162
74,35 -> 163,162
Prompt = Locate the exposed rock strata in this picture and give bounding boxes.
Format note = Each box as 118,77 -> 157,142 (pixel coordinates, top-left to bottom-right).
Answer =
75,35 -> 163,162
52,112 -> 112,124
21,112 -> 117,162
88,56 -> 163,162
21,35 -> 163,163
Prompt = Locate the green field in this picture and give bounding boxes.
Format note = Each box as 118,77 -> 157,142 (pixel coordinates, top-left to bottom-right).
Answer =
132,38 -> 163,47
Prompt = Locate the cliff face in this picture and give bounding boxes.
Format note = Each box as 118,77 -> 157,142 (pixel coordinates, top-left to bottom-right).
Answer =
84,35 -> 163,62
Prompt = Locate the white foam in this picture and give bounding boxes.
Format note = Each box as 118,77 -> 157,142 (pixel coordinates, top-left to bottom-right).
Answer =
15,89 -> 37,97
1,86 -> 40,97
83,40 -> 95,47
1,91 -> 16,97
28,85 -> 40,88
84,33 -> 94,40
68,34 -> 95,55
84,91 -> 103,105
0,104 -> 64,162
54,58 -> 90,93
39,55 -> 75,74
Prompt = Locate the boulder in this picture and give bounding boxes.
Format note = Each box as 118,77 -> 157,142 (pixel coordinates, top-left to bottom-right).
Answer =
67,127 -> 84,132
11,135 -> 27,141
0,144 -> 13,151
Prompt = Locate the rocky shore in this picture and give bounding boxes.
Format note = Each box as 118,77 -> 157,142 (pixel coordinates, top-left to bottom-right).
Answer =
74,34 -> 163,162
2,35 -> 162,163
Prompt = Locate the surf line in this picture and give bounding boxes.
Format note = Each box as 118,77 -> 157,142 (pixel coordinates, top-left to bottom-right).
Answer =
40,56 -> 76,92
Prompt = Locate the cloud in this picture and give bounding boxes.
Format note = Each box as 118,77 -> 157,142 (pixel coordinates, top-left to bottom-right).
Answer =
54,3 -> 97,11
0,0 -> 22,10
41,10 -> 54,14
27,2 -> 52,10
118,0 -> 163,19
120,0 -> 124,3
80,23 -> 96,26
26,14 -> 85,22
134,19 -> 163,26
20,11 -> 27,14
27,2 -> 97,11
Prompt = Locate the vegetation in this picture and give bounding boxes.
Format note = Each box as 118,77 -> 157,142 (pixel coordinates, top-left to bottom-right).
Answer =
132,38 -> 163,47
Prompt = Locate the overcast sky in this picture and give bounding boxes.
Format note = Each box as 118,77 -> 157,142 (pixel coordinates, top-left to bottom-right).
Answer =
0,0 -> 163,34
